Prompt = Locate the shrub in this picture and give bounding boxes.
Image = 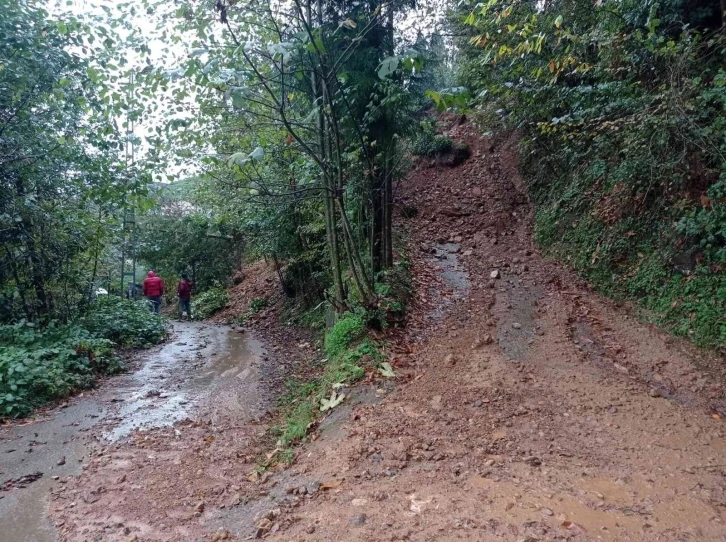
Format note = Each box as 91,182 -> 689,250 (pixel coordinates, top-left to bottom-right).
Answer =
82,296 -> 167,348
0,322 -> 123,417
192,287 -> 229,319
411,131 -> 453,157
323,312 -> 365,358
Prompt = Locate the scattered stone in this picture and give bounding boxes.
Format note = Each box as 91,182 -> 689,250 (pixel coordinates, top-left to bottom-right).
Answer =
194,501 -> 205,513
474,400 -> 483,408
649,388 -> 662,398
512,322 -> 522,330
57,456 -> 66,466
472,334 -> 494,350
211,530 -> 231,541
541,507 -> 554,517
490,270 -> 501,279
351,498 -> 368,506
444,354 -> 457,367
524,456 -> 542,467
306,525 -> 316,534
349,513 -> 367,527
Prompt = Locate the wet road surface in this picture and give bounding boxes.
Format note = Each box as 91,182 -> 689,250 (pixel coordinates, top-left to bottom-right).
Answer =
0,322 -> 263,542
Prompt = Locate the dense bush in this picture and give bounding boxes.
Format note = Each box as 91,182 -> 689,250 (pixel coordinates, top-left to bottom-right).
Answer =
0,322 -> 122,417
0,295 -> 168,417
82,296 -> 167,348
192,287 -> 229,319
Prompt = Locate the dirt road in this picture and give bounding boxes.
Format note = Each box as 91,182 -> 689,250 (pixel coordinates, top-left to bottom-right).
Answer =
0,322 -> 270,541
5,124 -> 726,541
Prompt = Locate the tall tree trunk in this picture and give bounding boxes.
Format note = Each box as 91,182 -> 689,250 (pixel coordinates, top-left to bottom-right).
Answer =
312,0 -> 345,308
384,161 -> 394,268
383,4 -> 396,269
371,172 -> 383,274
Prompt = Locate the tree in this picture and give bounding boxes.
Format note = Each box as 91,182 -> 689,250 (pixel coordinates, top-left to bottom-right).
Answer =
144,0 -> 424,312
0,0 -> 151,322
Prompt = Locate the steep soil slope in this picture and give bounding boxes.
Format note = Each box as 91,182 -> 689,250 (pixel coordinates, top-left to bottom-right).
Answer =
262,123 -> 726,541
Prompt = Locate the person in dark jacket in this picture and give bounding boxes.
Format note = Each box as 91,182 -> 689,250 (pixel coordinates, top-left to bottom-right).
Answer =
177,273 -> 193,320
142,271 -> 164,313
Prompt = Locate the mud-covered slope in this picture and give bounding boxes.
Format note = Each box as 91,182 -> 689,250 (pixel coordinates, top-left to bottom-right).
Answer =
257,121 -> 726,541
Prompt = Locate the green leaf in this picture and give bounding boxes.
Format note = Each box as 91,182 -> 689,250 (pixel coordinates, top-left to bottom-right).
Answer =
378,57 -> 399,79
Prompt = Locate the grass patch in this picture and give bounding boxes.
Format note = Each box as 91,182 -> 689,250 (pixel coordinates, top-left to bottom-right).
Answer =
230,297 -> 269,325
191,287 -> 228,320
272,314 -> 386,461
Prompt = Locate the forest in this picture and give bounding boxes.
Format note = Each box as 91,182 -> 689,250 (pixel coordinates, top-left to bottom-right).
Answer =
1,0 -> 725,417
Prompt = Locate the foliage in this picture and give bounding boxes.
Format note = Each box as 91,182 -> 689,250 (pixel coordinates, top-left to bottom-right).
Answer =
410,123 -> 453,157
458,0 -> 726,347
0,322 -> 123,417
135,182 -> 244,292
324,313 -> 366,358
0,0 -> 152,323
139,0 -> 441,314
191,287 -> 229,320
81,296 -> 166,348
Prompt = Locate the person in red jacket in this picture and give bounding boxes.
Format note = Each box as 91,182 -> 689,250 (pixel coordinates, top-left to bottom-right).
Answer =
142,271 -> 164,314
177,273 -> 193,320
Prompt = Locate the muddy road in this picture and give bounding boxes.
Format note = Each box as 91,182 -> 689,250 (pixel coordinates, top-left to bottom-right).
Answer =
0,322 -> 266,542
5,123 -> 726,542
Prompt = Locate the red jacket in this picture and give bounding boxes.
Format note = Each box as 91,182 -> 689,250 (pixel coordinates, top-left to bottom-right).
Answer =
143,271 -> 164,297
177,279 -> 193,300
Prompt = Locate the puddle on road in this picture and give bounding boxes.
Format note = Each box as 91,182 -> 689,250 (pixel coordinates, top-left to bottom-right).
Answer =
427,243 -> 471,319
0,321 -> 263,541
105,322 -> 263,441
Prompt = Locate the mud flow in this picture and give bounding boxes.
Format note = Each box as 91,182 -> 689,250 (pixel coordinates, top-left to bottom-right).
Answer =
0,322 -> 262,542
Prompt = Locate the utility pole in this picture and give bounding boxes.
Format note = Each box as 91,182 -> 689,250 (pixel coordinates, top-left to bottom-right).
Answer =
121,72 -> 137,298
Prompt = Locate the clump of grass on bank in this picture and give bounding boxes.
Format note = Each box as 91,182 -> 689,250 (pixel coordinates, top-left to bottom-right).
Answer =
273,311 -> 384,458
269,253 -> 412,464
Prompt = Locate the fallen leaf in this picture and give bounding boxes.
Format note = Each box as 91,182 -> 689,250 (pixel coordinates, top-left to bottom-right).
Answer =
712,413 -> 721,420
409,494 -> 433,514
320,480 -> 343,490
378,362 -> 395,378
320,390 -> 345,412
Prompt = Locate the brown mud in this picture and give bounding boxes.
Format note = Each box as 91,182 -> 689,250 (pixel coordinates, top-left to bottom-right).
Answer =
4,123 -> 726,541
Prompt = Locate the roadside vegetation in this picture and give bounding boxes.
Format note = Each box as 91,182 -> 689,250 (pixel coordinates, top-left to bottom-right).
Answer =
455,0 -> 726,348
6,0 -> 723,421
0,298 -> 166,417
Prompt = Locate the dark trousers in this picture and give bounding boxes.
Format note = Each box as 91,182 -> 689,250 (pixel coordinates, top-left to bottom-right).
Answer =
178,298 -> 191,319
147,295 -> 161,314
